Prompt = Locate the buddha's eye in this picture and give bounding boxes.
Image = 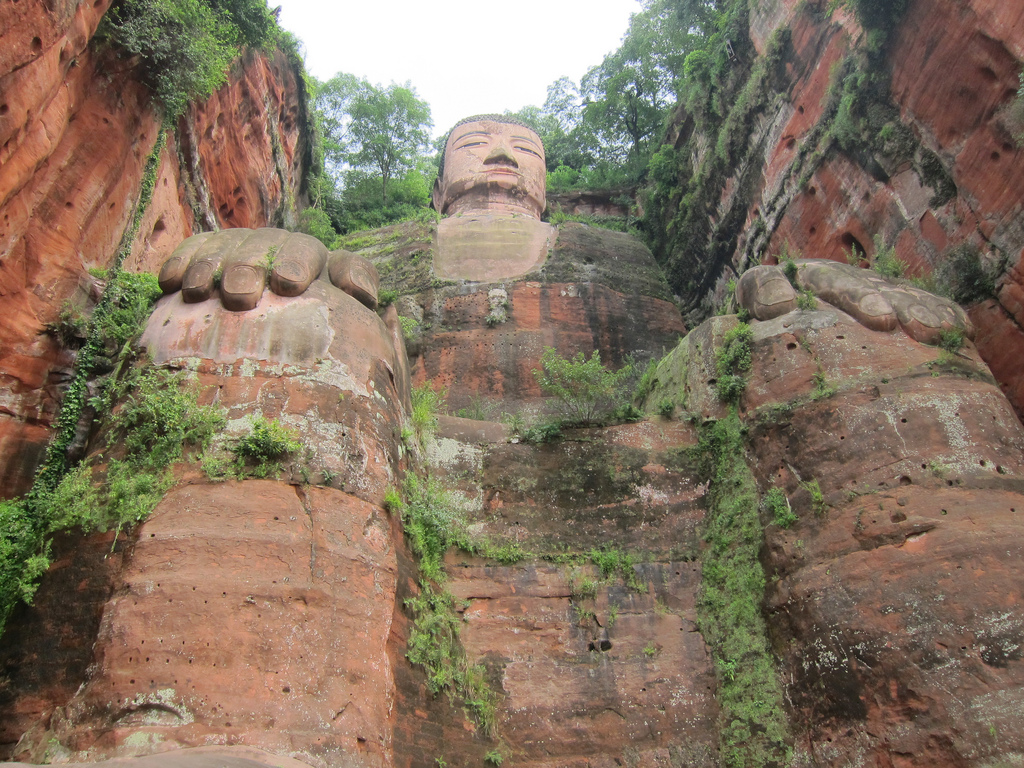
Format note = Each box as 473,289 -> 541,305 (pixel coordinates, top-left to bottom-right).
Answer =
457,140 -> 487,150
515,146 -> 541,157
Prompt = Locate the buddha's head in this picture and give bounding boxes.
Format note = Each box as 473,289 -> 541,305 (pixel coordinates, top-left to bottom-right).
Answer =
432,116 -> 547,219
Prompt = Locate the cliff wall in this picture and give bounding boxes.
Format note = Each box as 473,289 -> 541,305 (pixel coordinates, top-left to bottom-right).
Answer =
0,0 -> 310,498
648,0 -> 1024,420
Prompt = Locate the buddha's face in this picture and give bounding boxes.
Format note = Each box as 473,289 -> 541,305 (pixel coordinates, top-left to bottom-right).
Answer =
433,120 -> 546,219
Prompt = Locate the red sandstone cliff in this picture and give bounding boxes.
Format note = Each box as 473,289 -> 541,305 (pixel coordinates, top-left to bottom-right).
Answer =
653,0 -> 1024,420
0,0 -> 311,497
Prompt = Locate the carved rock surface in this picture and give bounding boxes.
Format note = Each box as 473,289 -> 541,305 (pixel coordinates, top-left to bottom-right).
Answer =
0,7 -> 308,498
650,304 -> 1024,765
47,482 -> 397,768
391,419 -> 719,767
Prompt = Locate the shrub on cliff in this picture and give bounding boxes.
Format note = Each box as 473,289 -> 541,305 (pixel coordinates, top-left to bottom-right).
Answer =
98,0 -> 281,121
533,347 -> 635,426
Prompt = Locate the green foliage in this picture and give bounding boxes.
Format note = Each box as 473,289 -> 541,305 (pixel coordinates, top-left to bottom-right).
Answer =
296,206 -> 338,249
232,416 -> 302,476
715,322 -> 753,403
111,368 -> 226,469
833,0 -> 910,38
97,272 -> 164,351
533,347 -> 634,425
399,316 -> 419,342
44,303 -> 89,348
98,0 -> 281,122
0,500 -> 51,632
311,73 -> 432,219
589,547 -> 646,592
545,207 -> 629,232
396,474 -> 467,582
396,474 -> 499,738
781,255 -> 799,287
938,328 -> 965,354
693,411 -> 791,767
801,478 -> 827,516
796,290 -> 816,311
0,134 -> 169,637
871,234 -> 907,279
104,460 -> 175,530
657,398 -> 675,418
378,289 -> 398,308
31,133 -> 166,506
520,420 -> 564,445
411,382 -> 445,445
762,487 -> 796,529
634,358 -> 660,403
811,368 -> 836,400
935,244 -> 997,305
484,750 -> 504,766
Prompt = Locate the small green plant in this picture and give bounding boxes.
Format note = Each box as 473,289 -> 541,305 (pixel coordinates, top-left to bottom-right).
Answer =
780,251 -> 800,287
938,327 -> 965,354
533,347 -> 634,425
520,419 -> 563,444
262,244 -> 280,272
589,547 -> 645,592
715,322 -> 754,403
928,460 -> 949,478
935,243 -> 996,305
633,358 -> 659,402
801,478 -> 827,516
500,411 -> 525,436
796,290 -> 817,311
411,382 -> 446,446
570,573 -> 598,600
484,750 -> 504,766
44,303 -> 89,348
399,316 -> 419,343
233,416 -> 302,477
871,234 -> 907,279
811,368 -> 836,400
643,643 -> 659,658
657,398 -> 675,418
455,396 -> 488,421
378,288 -> 398,307
762,488 -> 797,528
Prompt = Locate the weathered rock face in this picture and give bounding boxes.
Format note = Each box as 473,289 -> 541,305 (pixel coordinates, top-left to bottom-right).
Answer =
651,0 -> 1024,420
0,1 -> 309,498
391,418 -> 719,768
344,219 -> 686,415
2,275 -> 406,763
644,296 -> 1024,765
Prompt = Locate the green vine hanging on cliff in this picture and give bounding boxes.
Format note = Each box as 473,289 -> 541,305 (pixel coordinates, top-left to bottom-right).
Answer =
0,132 -> 168,637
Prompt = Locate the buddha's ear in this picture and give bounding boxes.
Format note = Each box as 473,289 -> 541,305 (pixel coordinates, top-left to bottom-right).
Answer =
431,177 -> 444,214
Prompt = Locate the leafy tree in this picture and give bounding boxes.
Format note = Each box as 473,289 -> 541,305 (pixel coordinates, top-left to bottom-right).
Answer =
346,82 -> 432,204
306,74 -> 433,231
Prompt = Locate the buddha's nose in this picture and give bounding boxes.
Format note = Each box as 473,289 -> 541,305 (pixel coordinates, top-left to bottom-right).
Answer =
484,142 -> 518,168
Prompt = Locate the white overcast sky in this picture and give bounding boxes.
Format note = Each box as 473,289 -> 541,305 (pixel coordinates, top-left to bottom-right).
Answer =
274,0 -> 643,140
